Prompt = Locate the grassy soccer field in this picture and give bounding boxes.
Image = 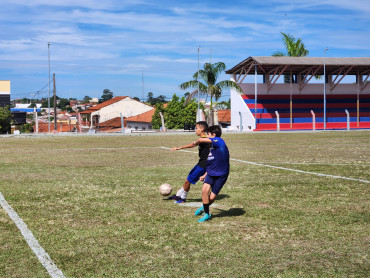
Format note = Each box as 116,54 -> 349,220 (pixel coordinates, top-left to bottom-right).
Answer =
0,131 -> 369,277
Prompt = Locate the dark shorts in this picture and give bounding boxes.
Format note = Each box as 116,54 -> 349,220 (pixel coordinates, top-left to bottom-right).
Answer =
204,174 -> 229,195
187,165 -> 207,184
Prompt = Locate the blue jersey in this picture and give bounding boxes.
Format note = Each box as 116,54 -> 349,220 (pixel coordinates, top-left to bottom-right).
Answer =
206,137 -> 230,176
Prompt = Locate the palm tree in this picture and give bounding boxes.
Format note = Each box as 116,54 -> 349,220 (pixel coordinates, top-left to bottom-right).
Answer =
273,32 -> 309,83
180,62 -> 243,124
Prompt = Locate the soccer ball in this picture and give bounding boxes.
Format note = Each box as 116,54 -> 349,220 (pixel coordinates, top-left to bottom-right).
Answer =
159,183 -> 172,196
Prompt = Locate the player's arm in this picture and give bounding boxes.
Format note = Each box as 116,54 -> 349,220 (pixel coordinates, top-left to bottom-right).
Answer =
171,141 -> 197,151
171,137 -> 212,152
199,172 -> 207,181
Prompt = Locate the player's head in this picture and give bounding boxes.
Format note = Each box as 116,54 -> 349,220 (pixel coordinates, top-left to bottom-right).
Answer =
207,125 -> 222,137
195,121 -> 208,134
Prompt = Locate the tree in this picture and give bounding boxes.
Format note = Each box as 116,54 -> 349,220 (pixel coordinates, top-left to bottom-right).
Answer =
151,94 -> 199,130
58,98 -> 70,110
273,32 -> 310,83
179,62 -> 242,124
0,106 -> 13,134
216,99 -> 231,109
99,89 -> 113,103
82,96 -> 91,104
146,92 -> 167,105
151,102 -> 166,129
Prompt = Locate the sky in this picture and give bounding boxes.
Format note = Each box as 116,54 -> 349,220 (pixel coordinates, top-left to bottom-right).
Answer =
0,0 -> 369,102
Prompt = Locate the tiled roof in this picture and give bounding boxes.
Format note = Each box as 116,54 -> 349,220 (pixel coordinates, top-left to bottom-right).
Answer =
125,108 -> 155,123
99,117 -> 126,131
80,96 -> 127,114
218,109 -> 231,123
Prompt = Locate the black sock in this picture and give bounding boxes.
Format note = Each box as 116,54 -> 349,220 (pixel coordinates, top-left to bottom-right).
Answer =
203,203 -> 210,214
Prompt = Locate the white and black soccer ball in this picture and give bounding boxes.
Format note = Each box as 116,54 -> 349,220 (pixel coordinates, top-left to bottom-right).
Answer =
159,183 -> 172,196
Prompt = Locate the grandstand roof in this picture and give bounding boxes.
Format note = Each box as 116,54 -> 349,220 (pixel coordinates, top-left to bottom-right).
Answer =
226,56 -> 370,76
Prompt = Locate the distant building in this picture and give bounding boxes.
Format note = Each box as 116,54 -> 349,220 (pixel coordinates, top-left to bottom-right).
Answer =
79,96 -> 154,130
0,80 -> 10,107
1,80 -> 26,124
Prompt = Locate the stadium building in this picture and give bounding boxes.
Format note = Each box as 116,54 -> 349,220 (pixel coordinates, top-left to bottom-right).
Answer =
226,57 -> 370,131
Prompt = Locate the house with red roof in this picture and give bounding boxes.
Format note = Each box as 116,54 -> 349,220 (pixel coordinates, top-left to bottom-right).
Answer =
217,109 -> 231,128
79,96 -> 154,130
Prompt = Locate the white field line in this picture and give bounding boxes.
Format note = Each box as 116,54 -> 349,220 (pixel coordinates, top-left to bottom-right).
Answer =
0,192 -> 65,278
160,147 -> 370,184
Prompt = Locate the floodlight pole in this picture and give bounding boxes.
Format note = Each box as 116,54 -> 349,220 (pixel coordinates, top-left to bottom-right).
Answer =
323,48 -> 329,130
48,42 -> 51,133
197,46 -> 200,122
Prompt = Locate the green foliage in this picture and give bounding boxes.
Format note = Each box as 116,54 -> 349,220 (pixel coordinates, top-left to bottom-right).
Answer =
18,123 -> 34,133
216,99 -> 231,109
82,96 -> 91,104
180,61 -> 242,109
58,98 -> 70,110
0,106 -> 12,134
151,94 -> 198,129
99,89 -> 113,103
151,103 -> 165,129
273,32 -> 309,57
273,32 -> 310,83
147,92 -> 167,105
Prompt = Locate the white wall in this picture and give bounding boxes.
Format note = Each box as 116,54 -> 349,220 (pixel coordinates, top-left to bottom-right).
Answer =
230,79 -> 255,132
91,97 -> 154,125
126,121 -> 152,130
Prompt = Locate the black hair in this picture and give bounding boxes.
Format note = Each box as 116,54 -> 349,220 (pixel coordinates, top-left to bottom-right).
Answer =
196,121 -> 208,132
207,125 -> 222,137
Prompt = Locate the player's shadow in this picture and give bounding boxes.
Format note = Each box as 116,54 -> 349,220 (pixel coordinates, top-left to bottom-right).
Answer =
187,194 -> 230,202
214,208 -> 245,218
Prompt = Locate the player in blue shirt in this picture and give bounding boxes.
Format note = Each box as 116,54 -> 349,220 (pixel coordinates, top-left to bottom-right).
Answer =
194,125 -> 230,222
169,121 -> 210,203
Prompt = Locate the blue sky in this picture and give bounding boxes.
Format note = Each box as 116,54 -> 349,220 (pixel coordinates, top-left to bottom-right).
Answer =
1,0 -> 369,101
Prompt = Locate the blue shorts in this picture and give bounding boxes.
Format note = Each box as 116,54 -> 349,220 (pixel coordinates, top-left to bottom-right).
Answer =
187,165 -> 206,184
204,174 -> 229,195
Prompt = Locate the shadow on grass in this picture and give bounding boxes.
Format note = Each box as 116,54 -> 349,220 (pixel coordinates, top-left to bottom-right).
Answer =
186,194 -> 230,202
213,208 -> 245,218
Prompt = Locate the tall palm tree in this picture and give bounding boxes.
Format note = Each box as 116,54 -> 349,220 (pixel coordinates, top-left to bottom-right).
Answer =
273,32 -> 309,83
180,62 -> 243,113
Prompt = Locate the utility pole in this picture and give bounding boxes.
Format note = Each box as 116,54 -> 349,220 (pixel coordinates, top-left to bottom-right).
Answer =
53,74 -> 57,131
48,42 -> 51,132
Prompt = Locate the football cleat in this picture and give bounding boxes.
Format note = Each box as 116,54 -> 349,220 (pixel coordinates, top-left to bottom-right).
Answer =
174,198 -> 186,203
198,213 -> 212,222
194,206 -> 204,216
168,195 -> 181,201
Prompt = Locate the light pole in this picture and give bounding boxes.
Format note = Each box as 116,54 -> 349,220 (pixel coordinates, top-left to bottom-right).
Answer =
323,47 -> 329,130
48,42 -> 51,132
197,46 -> 200,122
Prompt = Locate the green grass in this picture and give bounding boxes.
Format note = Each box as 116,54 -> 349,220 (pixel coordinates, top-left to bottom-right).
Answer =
0,131 -> 369,277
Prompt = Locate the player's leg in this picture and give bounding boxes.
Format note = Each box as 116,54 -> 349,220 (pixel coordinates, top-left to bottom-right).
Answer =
176,166 -> 205,203
168,180 -> 187,201
169,166 -> 196,200
197,177 -> 213,222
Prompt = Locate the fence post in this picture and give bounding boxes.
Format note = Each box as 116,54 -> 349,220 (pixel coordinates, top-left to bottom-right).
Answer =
275,111 -> 280,132
345,109 -> 350,131
310,110 -> 315,131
